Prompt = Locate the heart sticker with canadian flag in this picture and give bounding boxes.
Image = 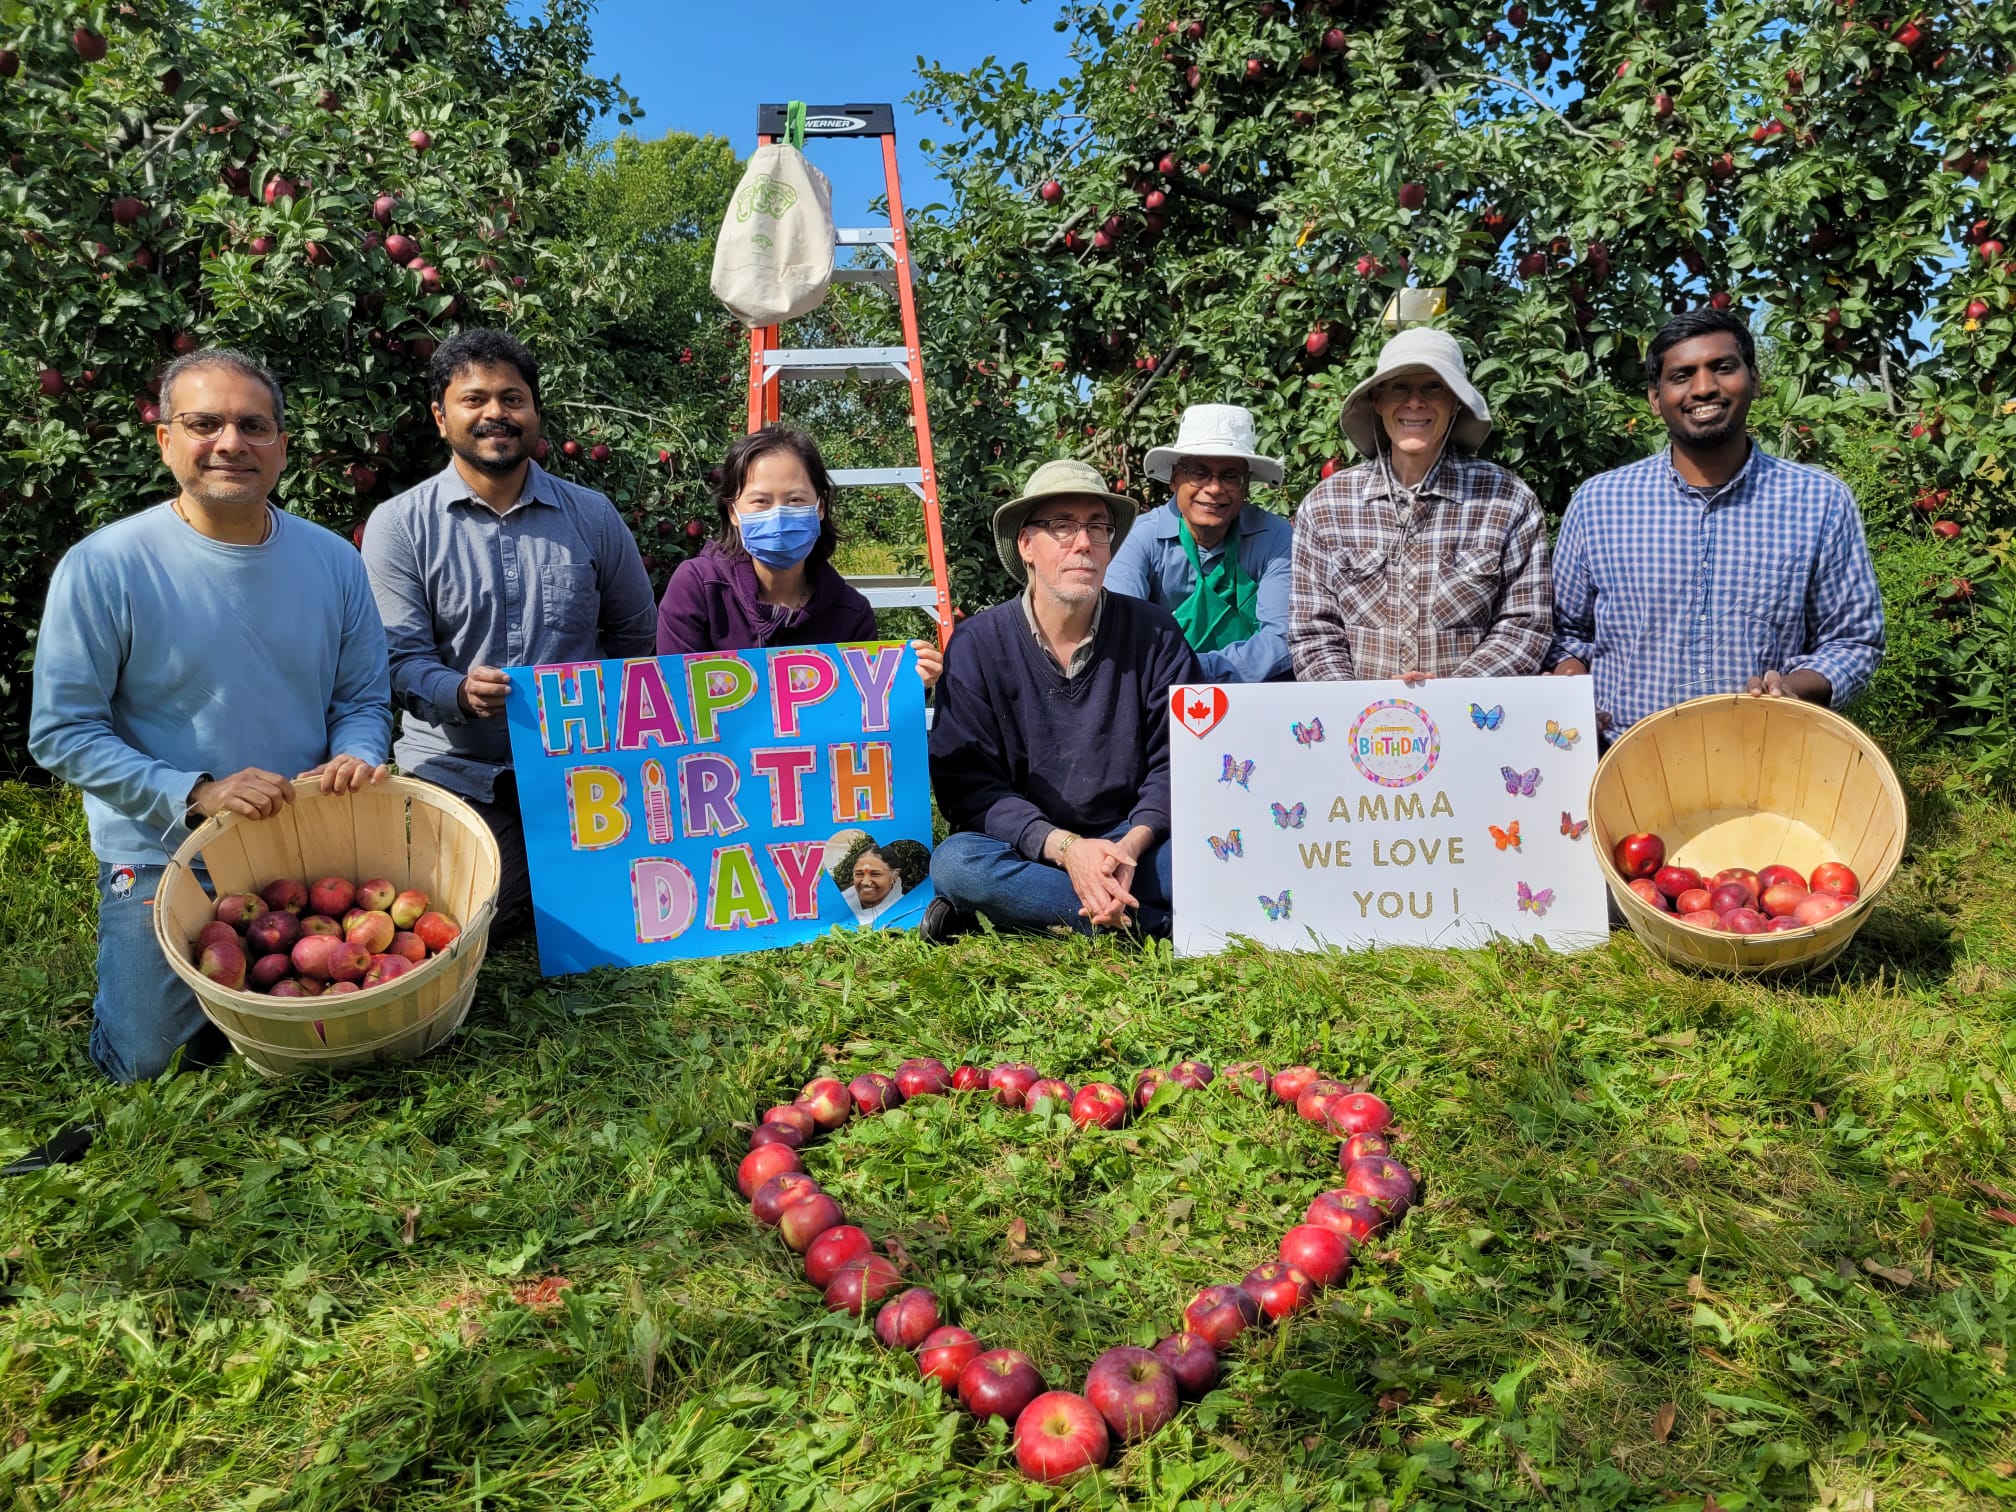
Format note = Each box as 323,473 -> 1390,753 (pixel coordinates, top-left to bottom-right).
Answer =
1171,686 -> 1228,739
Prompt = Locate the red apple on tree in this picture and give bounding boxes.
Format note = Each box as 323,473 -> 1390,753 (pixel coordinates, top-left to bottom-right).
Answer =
1397,181 -> 1428,210
1038,179 -> 1062,202
1304,329 -> 1330,357
408,128 -> 433,152
73,27 -> 108,62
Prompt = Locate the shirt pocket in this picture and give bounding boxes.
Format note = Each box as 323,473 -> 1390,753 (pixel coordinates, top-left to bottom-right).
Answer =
539,561 -> 598,637
1324,548 -> 1391,627
1429,543 -> 1504,636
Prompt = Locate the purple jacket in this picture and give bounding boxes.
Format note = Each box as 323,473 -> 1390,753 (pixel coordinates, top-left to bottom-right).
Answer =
655,543 -> 877,655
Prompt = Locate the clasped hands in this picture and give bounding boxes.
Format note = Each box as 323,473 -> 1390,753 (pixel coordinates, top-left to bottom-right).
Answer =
1049,826 -> 1151,930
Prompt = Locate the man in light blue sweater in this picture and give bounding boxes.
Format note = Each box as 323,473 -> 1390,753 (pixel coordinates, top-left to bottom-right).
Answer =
29,350 -> 392,1083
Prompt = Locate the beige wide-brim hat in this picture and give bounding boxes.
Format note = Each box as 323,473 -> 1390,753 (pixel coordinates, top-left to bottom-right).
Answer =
993,458 -> 1137,584
1338,327 -> 1492,458
1142,403 -> 1286,485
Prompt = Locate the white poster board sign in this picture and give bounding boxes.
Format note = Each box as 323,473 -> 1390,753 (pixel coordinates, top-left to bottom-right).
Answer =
1169,677 -> 1607,955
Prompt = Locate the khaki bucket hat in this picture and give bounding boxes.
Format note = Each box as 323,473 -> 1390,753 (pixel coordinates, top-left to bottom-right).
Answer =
992,458 -> 1136,584
1338,328 -> 1492,458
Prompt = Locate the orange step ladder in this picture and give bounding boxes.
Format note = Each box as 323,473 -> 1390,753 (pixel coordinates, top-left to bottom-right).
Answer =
745,102 -> 954,647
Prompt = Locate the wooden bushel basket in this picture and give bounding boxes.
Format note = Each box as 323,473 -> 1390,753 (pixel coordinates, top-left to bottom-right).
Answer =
153,776 -> 500,1075
1589,694 -> 1906,975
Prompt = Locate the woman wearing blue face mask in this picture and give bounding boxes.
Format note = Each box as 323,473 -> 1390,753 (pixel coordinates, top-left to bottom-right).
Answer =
655,426 -> 942,686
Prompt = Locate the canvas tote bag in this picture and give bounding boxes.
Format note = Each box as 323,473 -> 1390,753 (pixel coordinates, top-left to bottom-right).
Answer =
710,102 -> 836,328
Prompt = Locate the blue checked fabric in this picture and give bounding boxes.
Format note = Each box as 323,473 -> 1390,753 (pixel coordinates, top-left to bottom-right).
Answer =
1545,446 -> 1884,735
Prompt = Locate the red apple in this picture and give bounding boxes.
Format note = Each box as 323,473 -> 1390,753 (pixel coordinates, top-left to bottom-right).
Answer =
893,1057 -> 951,1098
1674,887 -> 1713,915
299,914 -> 341,938
1296,1078 -> 1348,1126
1766,916 -> 1805,932
364,954 -> 413,987
1325,1091 -> 1393,1136
1026,1077 -> 1074,1110
1038,179 -> 1062,203
1678,909 -> 1723,930
389,931 -> 426,963
1343,1156 -> 1418,1217
749,1171 -> 821,1226
111,195 -> 147,226
1306,1188 -> 1385,1242
804,1224 -> 874,1288
1183,1284 -> 1261,1346
323,940 -> 371,984
1339,1130 -> 1390,1165
72,27 -> 108,62
959,1349 -> 1046,1424
798,1077 -> 850,1130
1272,1066 -> 1319,1103
874,1287 -> 940,1350
383,232 -> 418,263
1719,907 -> 1768,935
346,909 -> 395,955
1133,1068 -> 1171,1109
1653,865 -> 1702,900
1809,862 -> 1859,897
322,981 -> 361,997
1241,1261 -> 1315,1320
988,1063 -> 1040,1107
1792,893 -> 1849,926
214,892 -> 266,928
1279,1222 -> 1354,1286
1760,882 -> 1809,918
777,1191 -> 846,1253
308,876 -> 355,917
245,910 -> 300,957
737,1143 -> 802,1199
408,128 -> 433,152
1222,1061 -> 1269,1092
268,979 -> 316,999
1713,868 -> 1761,896
1169,1059 -> 1215,1090
847,1072 -> 902,1114
1397,181 -> 1428,210
762,1104 -> 816,1140
1629,878 -> 1670,911
1613,833 -> 1665,879
260,877 -> 308,915
196,920 -> 238,956
1708,881 -> 1756,915
1305,329 -> 1330,358
1083,1345 -> 1178,1442
951,1063 -> 984,1091
1070,1082 -> 1128,1129
249,952 -> 294,991
290,934 -> 337,981
748,1124 -> 801,1152
918,1326 -> 983,1390
824,1254 -> 902,1315
1014,1390 -> 1109,1482
1755,864 -> 1805,893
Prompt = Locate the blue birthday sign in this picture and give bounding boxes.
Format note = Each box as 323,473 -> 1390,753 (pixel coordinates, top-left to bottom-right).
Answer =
503,641 -> 934,974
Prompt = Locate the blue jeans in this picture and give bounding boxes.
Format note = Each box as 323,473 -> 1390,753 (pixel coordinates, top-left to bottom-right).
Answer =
91,862 -> 226,1083
931,826 -> 1175,938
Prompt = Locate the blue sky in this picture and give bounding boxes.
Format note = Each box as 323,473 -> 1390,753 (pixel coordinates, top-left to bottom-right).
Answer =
585,0 -> 1080,226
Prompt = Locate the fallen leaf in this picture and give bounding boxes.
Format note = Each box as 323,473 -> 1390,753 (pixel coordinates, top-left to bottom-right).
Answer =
1513,1444 -> 1545,1496
1920,1211 -> 1935,1239
412,1343 -> 431,1362
1704,1496 -> 1727,1512
1904,1400 -> 1929,1424
1989,1461 -> 2015,1477
1986,1208 -> 2016,1227
1973,1179 -> 2016,1205
1377,1389 -> 1410,1413
1007,1217 -> 1029,1247
1650,1030 -> 1696,1048
881,1236 -> 913,1272
1211,1433 -> 1252,1462
511,1275 -> 574,1310
1698,1346 -> 1738,1369
1687,1274 -> 1708,1298
1812,1101 -> 1828,1121
459,1314 -> 486,1347
400,1205 -> 421,1246
1861,1257 -> 1914,1287
1652,1401 -> 1677,1443
527,1102 -> 554,1119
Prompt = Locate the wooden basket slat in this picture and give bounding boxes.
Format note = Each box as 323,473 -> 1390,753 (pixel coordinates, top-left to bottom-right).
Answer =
352,787 -> 412,891
1588,695 -> 1905,977
200,822 -> 259,896
236,807 -> 304,896
291,790 -> 363,895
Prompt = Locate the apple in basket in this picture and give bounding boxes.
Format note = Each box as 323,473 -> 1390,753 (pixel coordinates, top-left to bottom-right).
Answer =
390,888 -> 429,928
197,934 -> 247,989
323,940 -> 372,984
309,876 -> 356,918
364,954 -> 413,987
389,931 -> 426,963
346,909 -> 396,954
261,877 -> 308,915
246,909 -> 300,957
355,878 -> 396,912
413,911 -> 460,953
213,892 -> 266,927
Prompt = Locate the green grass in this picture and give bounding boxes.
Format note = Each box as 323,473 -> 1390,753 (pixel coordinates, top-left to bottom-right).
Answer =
2,771 -> 2015,1511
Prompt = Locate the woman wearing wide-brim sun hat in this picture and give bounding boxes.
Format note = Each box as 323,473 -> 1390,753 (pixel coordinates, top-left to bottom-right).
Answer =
1285,326 -> 1554,685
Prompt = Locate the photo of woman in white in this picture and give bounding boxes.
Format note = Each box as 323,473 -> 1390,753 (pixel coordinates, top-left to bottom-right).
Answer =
841,844 -> 905,925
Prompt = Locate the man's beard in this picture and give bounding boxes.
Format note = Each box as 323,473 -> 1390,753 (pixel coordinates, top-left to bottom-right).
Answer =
452,424 -> 529,475
1666,397 -> 1748,451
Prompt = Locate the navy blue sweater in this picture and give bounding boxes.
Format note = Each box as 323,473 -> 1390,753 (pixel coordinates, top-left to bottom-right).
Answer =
929,593 -> 1204,859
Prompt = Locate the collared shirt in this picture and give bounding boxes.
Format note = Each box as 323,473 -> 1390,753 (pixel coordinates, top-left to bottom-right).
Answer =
1105,499 -> 1295,682
1545,445 -> 1884,735
1287,454 -> 1554,682
1020,587 -> 1105,679
361,459 -> 655,800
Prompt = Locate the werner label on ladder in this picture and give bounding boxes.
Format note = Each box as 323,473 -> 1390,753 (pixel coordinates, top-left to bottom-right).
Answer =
740,101 -> 955,649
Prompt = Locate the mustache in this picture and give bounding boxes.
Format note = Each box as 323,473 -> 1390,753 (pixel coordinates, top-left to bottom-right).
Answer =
472,422 -> 522,438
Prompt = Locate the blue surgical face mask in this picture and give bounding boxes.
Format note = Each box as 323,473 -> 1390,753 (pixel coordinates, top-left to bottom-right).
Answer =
737,503 -> 823,568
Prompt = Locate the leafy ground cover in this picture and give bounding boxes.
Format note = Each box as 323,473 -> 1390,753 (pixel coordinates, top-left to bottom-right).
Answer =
2,772 -> 2013,1511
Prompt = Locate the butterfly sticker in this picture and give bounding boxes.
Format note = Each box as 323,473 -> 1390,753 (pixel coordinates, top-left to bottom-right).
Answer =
1500,765 -> 1542,797
1291,719 -> 1326,746
1543,719 -> 1580,750
1516,880 -> 1556,916
1469,702 -> 1505,731
1259,890 -> 1293,922
1220,755 -> 1255,789
1560,811 -> 1589,841
1488,821 -> 1522,851
1207,830 -> 1244,861
1270,801 -> 1307,830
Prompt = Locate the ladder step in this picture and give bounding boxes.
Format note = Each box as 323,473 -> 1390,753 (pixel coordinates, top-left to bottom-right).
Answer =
830,467 -> 924,488
832,267 -> 897,289
846,574 -> 940,610
763,346 -> 912,382
835,227 -> 896,245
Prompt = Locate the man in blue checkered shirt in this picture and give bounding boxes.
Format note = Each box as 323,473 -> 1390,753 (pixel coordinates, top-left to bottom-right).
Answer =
1545,309 -> 1883,735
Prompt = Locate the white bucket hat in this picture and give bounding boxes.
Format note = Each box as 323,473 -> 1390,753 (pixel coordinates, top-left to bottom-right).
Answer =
1338,328 -> 1491,458
1143,404 -> 1285,486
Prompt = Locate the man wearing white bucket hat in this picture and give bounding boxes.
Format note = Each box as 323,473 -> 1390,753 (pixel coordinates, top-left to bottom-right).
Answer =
1107,404 -> 1294,682
1287,328 -> 1552,683
927,458 -> 1203,941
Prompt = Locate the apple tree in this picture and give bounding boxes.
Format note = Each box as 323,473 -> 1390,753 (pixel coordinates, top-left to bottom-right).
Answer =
908,0 -> 2013,749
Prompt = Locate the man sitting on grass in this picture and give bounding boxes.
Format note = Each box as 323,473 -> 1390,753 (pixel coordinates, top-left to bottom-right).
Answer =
29,349 -> 391,1084
926,459 -> 1203,941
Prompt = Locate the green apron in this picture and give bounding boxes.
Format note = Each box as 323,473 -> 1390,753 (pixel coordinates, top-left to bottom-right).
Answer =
1172,514 -> 1261,654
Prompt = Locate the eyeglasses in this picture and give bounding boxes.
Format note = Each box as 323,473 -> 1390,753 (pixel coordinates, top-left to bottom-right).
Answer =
166,412 -> 282,445
1172,461 -> 1250,488
1025,517 -> 1117,546
1375,380 -> 1450,403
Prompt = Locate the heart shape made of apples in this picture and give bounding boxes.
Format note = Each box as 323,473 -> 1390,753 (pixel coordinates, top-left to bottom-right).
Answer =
734,1056 -> 1422,1484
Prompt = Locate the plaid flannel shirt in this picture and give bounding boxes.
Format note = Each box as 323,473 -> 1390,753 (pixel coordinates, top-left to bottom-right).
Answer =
1544,446 -> 1884,734
1287,455 -> 1554,682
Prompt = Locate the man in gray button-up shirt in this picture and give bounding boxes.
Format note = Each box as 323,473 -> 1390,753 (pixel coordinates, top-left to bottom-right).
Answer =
362,329 -> 654,933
